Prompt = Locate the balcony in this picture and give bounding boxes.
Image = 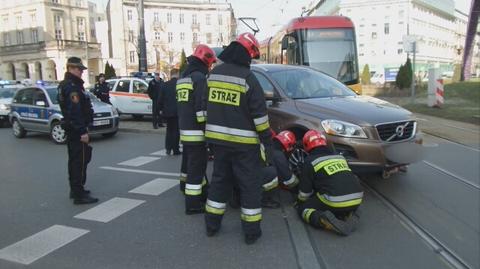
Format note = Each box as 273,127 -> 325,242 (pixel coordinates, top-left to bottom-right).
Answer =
0,42 -> 46,56
152,21 -> 165,31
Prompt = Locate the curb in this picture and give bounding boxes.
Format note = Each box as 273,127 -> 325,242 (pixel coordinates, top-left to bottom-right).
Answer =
119,127 -> 166,134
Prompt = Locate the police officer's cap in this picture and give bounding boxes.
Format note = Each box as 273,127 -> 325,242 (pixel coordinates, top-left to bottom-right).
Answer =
66,57 -> 87,70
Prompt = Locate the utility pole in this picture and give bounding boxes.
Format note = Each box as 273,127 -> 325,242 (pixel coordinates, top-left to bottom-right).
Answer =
84,22 -> 90,85
410,41 -> 416,103
138,0 -> 147,72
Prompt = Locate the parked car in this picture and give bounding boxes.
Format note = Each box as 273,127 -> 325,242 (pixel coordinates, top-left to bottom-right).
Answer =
107,77 -> 151,119
251,64 -> 423,175
9,83 -> 119,144
0,86 -> 21,127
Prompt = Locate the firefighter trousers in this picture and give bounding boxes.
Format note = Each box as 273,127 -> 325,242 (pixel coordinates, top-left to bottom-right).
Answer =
205,145 -> 263,236
179,148 -> 188,193
184,144 -> 208,210
297,194 -> 358,228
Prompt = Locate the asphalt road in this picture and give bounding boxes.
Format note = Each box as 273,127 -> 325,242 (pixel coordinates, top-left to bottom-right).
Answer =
0,127 -> 478,269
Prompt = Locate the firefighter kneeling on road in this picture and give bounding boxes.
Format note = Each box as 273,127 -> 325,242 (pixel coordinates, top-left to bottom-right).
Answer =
204,33 -> 274,244
272,130 -> 300,190
176,44 -> 217,214
295,130 -> 362,236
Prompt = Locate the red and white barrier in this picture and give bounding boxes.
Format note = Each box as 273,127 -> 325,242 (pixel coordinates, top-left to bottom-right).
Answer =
434,79 -> 444,107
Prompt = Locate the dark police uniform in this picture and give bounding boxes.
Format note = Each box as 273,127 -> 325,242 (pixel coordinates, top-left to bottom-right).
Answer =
58,69 -> 96,204
296,147 -> 363,235
93,81 -> 111,104
147,78 -> 164,128
176,57 -> 209,213
204,62 -> 273,239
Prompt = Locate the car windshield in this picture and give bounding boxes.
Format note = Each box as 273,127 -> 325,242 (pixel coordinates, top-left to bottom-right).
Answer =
300,28 -> 358,84
0,87 -> 18,98
270,68 -> 356,99
45,87 -> 59,104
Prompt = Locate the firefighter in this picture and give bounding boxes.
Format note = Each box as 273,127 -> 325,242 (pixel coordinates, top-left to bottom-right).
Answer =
272,130 -> 299,190
295,130 -> 362,236
176,44 -> 217,214
204,33 -> 274,244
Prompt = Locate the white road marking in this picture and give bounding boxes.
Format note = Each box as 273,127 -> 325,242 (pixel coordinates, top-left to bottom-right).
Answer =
423,161 -> 480,190
150,149 -> 167,156
129,178 -> 178,196
422,143 -> 439,147
100,166 -> 180,177
74,197 -> 145,223
0,225 -> 89,265
118,156 -> 161,167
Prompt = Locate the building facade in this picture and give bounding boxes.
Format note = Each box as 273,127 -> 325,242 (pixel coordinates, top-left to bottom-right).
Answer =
311,0 -> 480,76
104,0 -> 236,76
0,0 -> 103,85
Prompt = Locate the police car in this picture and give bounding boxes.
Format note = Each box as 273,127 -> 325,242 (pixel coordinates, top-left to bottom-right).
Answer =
107,77 -> 151,118
9,81 -> 119,144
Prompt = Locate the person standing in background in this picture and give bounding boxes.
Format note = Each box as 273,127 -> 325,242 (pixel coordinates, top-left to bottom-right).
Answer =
92,73 -> 111,104
147,72 -> 164,128
160,69 -> 181,155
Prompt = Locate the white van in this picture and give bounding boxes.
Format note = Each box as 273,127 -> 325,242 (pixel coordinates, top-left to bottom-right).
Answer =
107,78 -> 151,118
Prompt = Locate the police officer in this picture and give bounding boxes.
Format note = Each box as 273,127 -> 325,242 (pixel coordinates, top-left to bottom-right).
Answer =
147,72 -> 164,129
176,44 -> 217,214
92,73 -> 111,104
160,69 -> 180,155
204,33 -> 273,244
58,57 -> 98,205
296,130 -> 362,236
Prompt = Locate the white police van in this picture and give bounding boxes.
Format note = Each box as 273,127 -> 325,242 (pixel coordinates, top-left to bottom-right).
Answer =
9,82 -> 119,144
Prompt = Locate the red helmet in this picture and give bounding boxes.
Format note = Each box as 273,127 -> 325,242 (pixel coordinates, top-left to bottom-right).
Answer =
274,130 -> 296,153
192,44 -> 217,68
270,128 -> 277,137
303,130 -> 327,152
236,32 -> 260,59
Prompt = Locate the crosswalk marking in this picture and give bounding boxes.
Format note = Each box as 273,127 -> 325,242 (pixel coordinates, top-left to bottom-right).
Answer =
0,225 -> 89,265
150,149 -> 167,156
129,178 -> 179,196
100,166 -> 180,177
118,156 -> 161,167
74,197 -> 145,223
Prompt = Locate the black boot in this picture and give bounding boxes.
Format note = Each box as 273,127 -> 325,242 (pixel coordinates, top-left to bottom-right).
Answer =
245,231 -> 262,245
206,226 -> 219,237
70,189 -> 90,199
73,194 -> 99,205
316,211 -> 355,236
186,207 -> 205,215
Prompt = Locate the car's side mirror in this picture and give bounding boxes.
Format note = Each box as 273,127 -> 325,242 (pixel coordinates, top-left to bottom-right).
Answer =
35,100 -> 46,107
265,91 -> 281,102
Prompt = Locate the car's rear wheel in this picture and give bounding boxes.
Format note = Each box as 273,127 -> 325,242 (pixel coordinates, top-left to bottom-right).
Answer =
50,121 -> 66,144
12,119 -> 26,138
132,114 -> 144,120
102,131 -> 117,138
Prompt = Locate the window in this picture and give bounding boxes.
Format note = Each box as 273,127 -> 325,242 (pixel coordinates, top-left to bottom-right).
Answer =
17,89 -> 34,105
3,33 -> 10,46
77,17 -> 85,27
371,32 -> 377,39
117,80 -> 130,92
169,52 -> 173,63
78,32 -> 85,41
167,13 -> 172,23
52,0 -> 59,3
133,80 -> 148,94
397,48 -> 403,54
205,14 -> 210,25
384,23 -> 389,34
206,33 -> 212,44
129,51 -> 135,63
179,13 -> 184,24
192,14 -> 197,24
16,31 -> 24,44
16,15 -> 22,27
128,30 -> 134,42
168,32 -> 173,42
155,31 -> 160,40
30,13 -> 36,24
154,12 -> 159,22
54,15 -> 62,27
253,72 -> 274,96
218,14 -> 222,25
33,89 -> 47,106
180,32 -> 185,41
90,29 -> 95,38
127,10 -> 133,21
31,29 -> 38,43
193,33 -> 198,42
219,33 -> 223,43
75,0 -> 82,7
55,29 -> 62,39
